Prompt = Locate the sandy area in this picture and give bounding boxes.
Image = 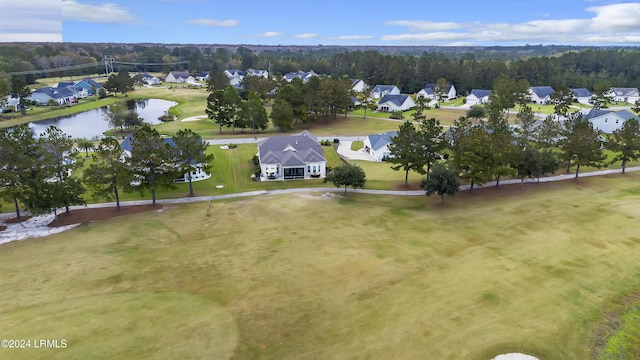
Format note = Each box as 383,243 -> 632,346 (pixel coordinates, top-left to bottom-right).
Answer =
492,354 -> 539,360
0,215 -> 80,245
181,115 -> 208,122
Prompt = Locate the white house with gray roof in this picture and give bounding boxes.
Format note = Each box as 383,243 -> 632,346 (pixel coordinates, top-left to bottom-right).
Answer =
528,86 -> 555,104
466,89 -> 492,105
257,130 -> 326,180
570,88 -> 593,104
583,108 -> 640,134
417,83 -> 457,101
371,85 -> 400,99
377,94 -> 416,112
363,131 -> 398,162
165,71 -> 194,83
608,88 -> 640,103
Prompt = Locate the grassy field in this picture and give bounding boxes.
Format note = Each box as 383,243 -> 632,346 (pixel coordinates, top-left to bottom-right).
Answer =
2,174 -> 640,358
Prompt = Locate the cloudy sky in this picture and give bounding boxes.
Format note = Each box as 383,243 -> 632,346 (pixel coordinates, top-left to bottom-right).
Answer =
1,0 -> 640,45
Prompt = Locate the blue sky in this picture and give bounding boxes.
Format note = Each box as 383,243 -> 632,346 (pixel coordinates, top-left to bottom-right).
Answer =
1,0 -> 640,45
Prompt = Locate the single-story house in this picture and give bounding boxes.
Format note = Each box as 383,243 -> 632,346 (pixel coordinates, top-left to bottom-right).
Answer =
528,86 -> 555,104
466,89 -> 492,105
570,88 -> 593,104
283,70 -> 317,83
371,85 -> 400,99
73,78 -> 104,96
196,71 -> 210,82
246,68 -> 269,78
57,81 -> 89,99
120,135 -> 211,183
29,86 -> 77,105
257,130 -> 326,181
165,71 -> 195,83
377,94 -> 416,112
141,73 -> 161,85
363,131 -> 398,162
0,96 -> 19,113
608,88 -> 640,104
224,69 -> 244,87
351,79 -> 368,93
417,83 -> 457,101
583,108 -> 640,134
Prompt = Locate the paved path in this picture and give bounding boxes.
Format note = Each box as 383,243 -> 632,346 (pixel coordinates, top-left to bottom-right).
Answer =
337,140 -> 375,161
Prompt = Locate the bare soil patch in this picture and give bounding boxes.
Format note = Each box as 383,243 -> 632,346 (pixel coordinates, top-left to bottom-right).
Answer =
48,204 -> 163,227
4,216 -> 33,224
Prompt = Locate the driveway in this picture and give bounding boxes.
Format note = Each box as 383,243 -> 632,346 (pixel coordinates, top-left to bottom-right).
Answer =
337,140 -> 375,161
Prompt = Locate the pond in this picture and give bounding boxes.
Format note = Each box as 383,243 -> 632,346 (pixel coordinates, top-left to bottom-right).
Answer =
29,99 -> 177,139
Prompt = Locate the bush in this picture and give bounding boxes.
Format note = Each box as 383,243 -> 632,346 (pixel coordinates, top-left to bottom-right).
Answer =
228,143 -> 238,149
333,138 -> 340,144
320,139 -> 332,146
389,111 -> 403,119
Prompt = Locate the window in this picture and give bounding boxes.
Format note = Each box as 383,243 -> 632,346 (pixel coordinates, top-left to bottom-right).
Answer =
616,119 -> 619,124
605,118 -> 607,122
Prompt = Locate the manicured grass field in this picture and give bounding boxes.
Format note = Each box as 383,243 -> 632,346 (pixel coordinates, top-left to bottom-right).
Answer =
2,174 -> 640,359
351,140 -> 364,151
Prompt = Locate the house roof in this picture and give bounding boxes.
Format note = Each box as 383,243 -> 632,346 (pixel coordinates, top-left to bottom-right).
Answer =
246,69 -> 267,75
258,131 -> 325,166
372,85 -> 398,93
584,108 -> 640,121
469,89 -> 491,98
378,95 -> 409,107
611,87 -> 640,97
284,71 -> 315,80
32,86 -> 76,99
168,71 -> 190,79
530,86 -> 555,99
366,131 -> 398,151
570,88 -> 592,98
422,83 -> 454,92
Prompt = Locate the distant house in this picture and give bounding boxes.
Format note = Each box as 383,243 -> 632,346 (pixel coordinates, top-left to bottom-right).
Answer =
363,131 -> 398,162
257,130 -> 326,181
609,88 -> 640,103
466,89 -> 492,105
417,83 -> 457,101
120,135 -> 211,183
224,69 -> 244,87
0,96 -> 19,113
528,86 -> 555,104
57,81 -> 89,99
583,108 -> 640,134
351,79 -> 368,93
29,86 -> 77,105
141,73 -> 161,86
570,88 -> 593,104
74,78 -> 104,96
196,71 -> 210,82
165,71 -> 194,83
246,68 -> 268,78
377,94 -> 416,112
283,70 -> 317,83
371,85 -> 400,99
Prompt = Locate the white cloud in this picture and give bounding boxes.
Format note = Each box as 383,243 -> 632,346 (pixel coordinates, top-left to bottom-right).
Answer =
0,0 -> 61,42
294,33 -> 318,39
187,19 -> 238,27
256,31 -> 283,37
383,2 -> 640,44
62,0 -> 136,23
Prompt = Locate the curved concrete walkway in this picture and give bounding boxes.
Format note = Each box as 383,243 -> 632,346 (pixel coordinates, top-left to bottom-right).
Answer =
337,140 -> 375,161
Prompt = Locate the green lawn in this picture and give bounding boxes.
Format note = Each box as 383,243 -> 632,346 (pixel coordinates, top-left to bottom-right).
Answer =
350,140 -> 364,151
3,174 -> 640,358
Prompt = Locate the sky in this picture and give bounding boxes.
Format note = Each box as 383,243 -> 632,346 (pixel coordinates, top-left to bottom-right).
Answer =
1,0 -> 640,46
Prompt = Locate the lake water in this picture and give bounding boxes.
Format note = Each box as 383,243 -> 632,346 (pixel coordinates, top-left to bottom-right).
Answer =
29,99 -> 177,139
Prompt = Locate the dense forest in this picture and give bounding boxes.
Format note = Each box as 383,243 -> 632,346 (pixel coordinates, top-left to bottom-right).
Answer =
1,43 -> 640,96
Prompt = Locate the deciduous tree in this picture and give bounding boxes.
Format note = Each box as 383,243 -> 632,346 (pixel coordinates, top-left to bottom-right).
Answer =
324,164 -> 366,195
173,129 -> 214,196
609,118 -> 640,174
421,163 -> 460,204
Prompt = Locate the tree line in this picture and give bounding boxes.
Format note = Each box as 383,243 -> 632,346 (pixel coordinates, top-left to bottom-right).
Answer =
0,125 -> 213,220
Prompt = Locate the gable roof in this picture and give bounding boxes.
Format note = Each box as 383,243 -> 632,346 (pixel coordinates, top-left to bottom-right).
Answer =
422,83 -> 454,92
168,71 -> 190,79
366,131 -> 398,151
372,85 -> 398,93
570,88 -> 592,98
530,86 -> 555,99
378,94 -> 410,107
584,108 -> 640,121
469,89 -> 491,98
611,87 -> 640,97
258,131 -> 325,166
32,86 -> 76,99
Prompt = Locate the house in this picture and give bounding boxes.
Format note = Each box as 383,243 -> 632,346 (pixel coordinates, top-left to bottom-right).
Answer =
363,131 -> 398,162
196,71 -> 210,82
223,69 -> 244,87
377,95 -> 416,112
466,89 -> 492,105
120,135 -> 211,183
257,130 -> 326,181
246,68 -> 269,78
371,85 -> 400,99
165,71 -> 194,83
0,96 -> 20,113
583,108 -> 640,134
29,86 -> 77,105
417,83 -> 457,101
570,88 -> 593,104
283,70 -> 317,83
57,81 -> 89,99
74,78 -> 104,96
351,79 -> 368,93
609,87 -> 640,103
528,86 -> 555,104
140,73 -> 161,86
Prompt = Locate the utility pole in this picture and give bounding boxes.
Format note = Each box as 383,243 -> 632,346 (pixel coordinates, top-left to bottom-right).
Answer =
102,55 -> 114,77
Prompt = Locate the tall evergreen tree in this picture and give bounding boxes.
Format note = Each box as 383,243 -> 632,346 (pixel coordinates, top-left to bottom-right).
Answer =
609,118 -> 640,174
388,121 -> 424,186
173,129 -> 214,196
83,136 -> 131,210
559,113 -> 606,179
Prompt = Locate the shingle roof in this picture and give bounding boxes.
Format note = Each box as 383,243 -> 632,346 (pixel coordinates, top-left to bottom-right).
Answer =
258,131 -> 325,166
120,135 -> 202,164
378,95 -> 409,107
366,131 -> 398,151
33,86 -> 76,99
530,86 -> 555,99
570,88 -> 592,98
584,108 -> 640,121
168,71 -> 190,79
469,89 -> 491,98
372,85 -> 397,93
611,88 -> 640,97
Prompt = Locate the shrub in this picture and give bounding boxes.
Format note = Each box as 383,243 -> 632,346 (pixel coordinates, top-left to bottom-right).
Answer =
228,143 -> 238,149
320,139 -> 332,146
389,111 -> 403,119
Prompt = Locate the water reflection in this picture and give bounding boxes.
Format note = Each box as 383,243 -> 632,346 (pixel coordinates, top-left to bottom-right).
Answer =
29,99 -> 176,139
